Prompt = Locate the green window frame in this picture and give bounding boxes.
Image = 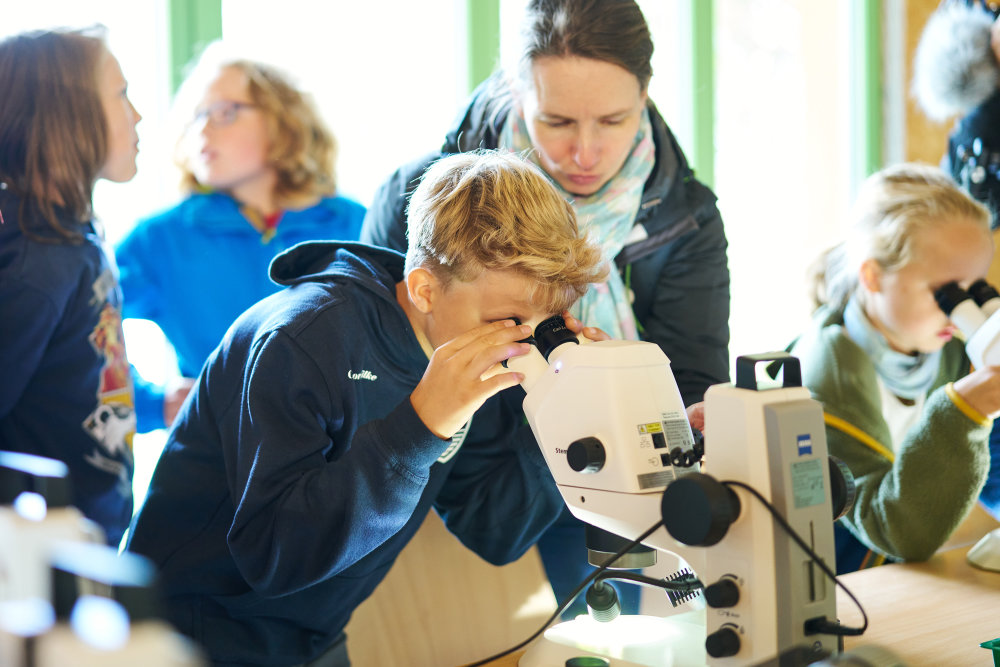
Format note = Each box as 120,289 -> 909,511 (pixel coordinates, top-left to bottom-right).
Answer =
169,1 -> 882,185
167,0 -> 222,93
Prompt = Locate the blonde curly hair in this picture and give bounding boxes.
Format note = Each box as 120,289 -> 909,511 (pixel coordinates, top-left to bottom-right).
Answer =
173,42 -> 336,208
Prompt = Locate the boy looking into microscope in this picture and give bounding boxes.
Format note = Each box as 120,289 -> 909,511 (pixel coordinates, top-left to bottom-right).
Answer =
126,150 -> 608,667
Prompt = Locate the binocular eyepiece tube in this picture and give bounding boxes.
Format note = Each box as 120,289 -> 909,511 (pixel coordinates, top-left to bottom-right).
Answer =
934,278 -> 1000,370
934,279 -> 1000,336
502,315 -> 580,392
530,315 -> 580,360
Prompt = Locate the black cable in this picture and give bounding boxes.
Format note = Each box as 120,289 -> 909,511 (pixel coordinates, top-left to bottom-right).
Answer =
591,568 -> 702,593
590,568 -> 703,609
461,519 -> 666,667
721,479 -> 868,637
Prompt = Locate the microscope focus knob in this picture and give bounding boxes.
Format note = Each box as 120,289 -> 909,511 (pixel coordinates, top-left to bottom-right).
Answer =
828,456 -> 857,521
704,578 -> 740,608
567,437 -> 606,473
705,627 -> 741,658
661,472 -> 740,546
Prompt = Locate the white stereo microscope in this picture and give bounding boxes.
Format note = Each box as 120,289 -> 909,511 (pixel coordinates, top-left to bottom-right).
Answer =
0,451 -> 204,666
506,316 -> 854,666
934,278 -> 1000,372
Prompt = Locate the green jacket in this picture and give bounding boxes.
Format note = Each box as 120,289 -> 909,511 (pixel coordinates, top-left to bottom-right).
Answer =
791,305 -> 992,570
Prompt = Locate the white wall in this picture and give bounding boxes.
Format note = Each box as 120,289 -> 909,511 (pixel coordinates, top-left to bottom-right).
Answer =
716,0 -> 854,362
220,0 -> 466,209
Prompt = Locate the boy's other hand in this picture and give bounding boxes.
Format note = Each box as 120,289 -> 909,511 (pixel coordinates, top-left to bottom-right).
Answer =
410,320 -> 533,439
686,402 -> 705,432
560,311 -> 611,342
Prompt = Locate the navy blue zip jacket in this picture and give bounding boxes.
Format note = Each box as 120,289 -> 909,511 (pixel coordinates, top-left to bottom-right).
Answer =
0,188 -> 135,545
361,76 -> 731,406
125,242 -> 563,666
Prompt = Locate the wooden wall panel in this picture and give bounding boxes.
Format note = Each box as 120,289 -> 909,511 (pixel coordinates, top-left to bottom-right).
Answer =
904,0 -> 954,164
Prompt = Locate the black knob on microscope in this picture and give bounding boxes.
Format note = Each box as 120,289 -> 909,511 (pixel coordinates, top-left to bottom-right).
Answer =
660,472 -> 740,546
828,456 -> 857,521
705,627 -> 741,658
670,447 -> 685,467
704,578 -> 740,608
567,437 -> 606,473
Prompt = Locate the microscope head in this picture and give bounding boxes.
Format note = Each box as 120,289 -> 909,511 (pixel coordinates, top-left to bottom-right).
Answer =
934,279 -> 1000,369
515,347 -> 847,664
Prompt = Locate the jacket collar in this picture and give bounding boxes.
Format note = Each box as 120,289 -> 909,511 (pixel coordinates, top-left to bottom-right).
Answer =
180,191 -> 338,232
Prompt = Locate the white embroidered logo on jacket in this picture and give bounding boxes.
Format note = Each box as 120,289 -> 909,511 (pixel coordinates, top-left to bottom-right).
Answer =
347,369 -> 378,381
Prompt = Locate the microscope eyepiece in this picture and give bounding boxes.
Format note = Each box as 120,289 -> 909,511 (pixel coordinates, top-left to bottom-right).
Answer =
933,281 -> 971,315
533,314 -> 579,360
968,278 -> 1000,307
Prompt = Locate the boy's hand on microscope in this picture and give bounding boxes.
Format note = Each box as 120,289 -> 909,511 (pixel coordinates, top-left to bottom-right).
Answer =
410,320 -> 533,440
686,402 -> 706,432
561,310 -> 611,342
953,365 -> 1000,419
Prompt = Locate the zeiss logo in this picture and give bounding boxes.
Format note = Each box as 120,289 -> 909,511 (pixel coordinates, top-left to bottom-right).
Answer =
347,369 -> 378,381
797,434 -> 813,456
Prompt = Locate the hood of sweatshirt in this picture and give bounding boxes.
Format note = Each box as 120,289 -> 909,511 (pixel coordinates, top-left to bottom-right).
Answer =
270,240 -> 405,296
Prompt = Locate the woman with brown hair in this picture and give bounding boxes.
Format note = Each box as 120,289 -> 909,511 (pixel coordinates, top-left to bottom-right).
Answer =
0,26 -> 142,546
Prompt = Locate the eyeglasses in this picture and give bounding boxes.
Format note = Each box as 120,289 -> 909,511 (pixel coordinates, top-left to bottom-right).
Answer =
189,100 -> 258,129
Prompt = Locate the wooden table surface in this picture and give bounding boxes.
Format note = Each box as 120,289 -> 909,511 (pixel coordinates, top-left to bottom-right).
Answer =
836,544 -> 1000,665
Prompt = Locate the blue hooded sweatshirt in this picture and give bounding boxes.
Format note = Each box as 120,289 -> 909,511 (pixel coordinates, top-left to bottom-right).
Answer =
115,192 -> 366,431
125,241 -> 562,666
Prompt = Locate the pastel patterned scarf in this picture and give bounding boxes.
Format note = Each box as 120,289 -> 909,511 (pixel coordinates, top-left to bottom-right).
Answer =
499,108 -> 655,340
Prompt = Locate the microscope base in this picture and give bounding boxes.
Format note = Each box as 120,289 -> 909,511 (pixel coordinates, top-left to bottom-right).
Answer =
518,610 -> 707,667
